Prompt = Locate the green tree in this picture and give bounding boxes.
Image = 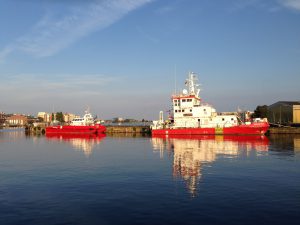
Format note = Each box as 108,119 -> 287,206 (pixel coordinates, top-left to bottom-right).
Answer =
55,112 -> 65,123
252,105 -> 268,118
51,113 -> 55,121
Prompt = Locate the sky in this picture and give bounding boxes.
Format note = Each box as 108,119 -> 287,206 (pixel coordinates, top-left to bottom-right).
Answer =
0,0 -> 300,120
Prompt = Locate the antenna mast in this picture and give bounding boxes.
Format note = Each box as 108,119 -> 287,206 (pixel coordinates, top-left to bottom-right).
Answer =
174,65 -> 177,95
185,72 -> 201,98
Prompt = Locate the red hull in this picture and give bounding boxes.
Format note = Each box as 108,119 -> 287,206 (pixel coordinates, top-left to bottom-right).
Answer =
46,124 -> 106,134
46,133 -> 106,140
151,122 -> 269,135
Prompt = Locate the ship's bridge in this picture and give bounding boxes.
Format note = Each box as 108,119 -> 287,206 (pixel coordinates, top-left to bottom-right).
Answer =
172,95 -> 201,107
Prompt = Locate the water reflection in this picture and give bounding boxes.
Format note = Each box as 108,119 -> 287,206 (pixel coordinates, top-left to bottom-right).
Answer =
295,138 -> 300,151
151,135 -> 269,197
46,133 -> 106,157
0,128 -> 26,141
106,133 -> 150,138
267,134 -> 300,154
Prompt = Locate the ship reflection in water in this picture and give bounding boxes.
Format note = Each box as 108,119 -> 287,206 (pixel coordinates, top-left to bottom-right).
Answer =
46,133 -> 106,157
151,135 -> 269,197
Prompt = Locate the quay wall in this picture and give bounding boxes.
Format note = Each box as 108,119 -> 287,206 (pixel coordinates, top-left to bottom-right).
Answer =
268,127 -> 300,134
105,126 -> 151,134
25,124 -> 46,135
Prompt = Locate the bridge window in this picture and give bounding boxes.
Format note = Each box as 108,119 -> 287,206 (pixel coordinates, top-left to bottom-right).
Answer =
182,99 -> 186,102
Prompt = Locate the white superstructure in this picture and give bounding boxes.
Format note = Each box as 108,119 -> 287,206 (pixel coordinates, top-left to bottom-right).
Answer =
70,110 -> 94,126
153,72 -> 240,130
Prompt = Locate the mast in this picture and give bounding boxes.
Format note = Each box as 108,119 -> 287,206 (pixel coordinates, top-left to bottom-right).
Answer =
174,65 -> 177,95
185,72 -> 201,98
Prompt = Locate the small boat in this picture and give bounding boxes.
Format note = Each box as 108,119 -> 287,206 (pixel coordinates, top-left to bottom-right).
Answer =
46,110 -> 106,134
151,72 -> 269,135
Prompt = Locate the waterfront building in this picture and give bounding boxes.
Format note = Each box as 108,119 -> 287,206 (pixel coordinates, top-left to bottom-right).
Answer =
6,115 -> 28,126
0,112 -> 6,125
0,113 -> 7,126
267,101 -> 300,125
63,113 -> 78,123
37,112 -> 79,124
37,112 -> 51,122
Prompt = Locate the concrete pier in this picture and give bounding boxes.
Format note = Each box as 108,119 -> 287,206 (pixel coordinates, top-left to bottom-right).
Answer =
105,125 -> 151,134
268,127 -> 300,134
25,123 -> 46,135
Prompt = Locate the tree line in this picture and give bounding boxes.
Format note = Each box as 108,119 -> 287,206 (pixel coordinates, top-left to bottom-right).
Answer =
252,105 -> 268,118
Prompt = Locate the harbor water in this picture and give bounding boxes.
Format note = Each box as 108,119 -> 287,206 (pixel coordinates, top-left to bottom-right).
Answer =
0,129 -> 299,225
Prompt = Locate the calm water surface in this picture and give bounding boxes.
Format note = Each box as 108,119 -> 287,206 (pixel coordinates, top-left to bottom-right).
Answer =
0,129 -> 299,225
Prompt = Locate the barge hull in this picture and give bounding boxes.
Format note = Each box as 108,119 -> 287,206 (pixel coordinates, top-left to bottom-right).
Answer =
152,122 -> 269,135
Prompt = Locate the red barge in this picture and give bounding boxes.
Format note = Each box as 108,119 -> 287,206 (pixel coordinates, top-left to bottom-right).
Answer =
151,72 -> 269,135
46,110 -> 106,134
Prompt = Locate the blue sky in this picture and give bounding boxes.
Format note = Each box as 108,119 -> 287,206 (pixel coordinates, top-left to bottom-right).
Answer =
0,0 -> 300,119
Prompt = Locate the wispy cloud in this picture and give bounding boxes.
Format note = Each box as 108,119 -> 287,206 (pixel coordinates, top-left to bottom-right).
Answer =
0,46 -> 14,63
154,0 -> 184,15
155,5 -> 175,15
136,26 -> 160,44
0,73 -> 165,119
0,73 -> 120,114
0,0 -> 153,61
227,0 -> 300,12
229,0 -> 262,12
279,0 -> 300,10
1,73 -> 117,96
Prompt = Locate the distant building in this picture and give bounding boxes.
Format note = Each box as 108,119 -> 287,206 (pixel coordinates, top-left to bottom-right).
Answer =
112,117 -> 124,123
37,112 -> 81,124
64,113 -> 78,123
267,101 -> 300,125
0,112 -> 6,125
37,112 -> 51,122
6,115 -> 28,126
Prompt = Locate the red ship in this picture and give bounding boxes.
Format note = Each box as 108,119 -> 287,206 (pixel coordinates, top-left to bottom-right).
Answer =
46,110 -> 106,134
151,72 -> 269,135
